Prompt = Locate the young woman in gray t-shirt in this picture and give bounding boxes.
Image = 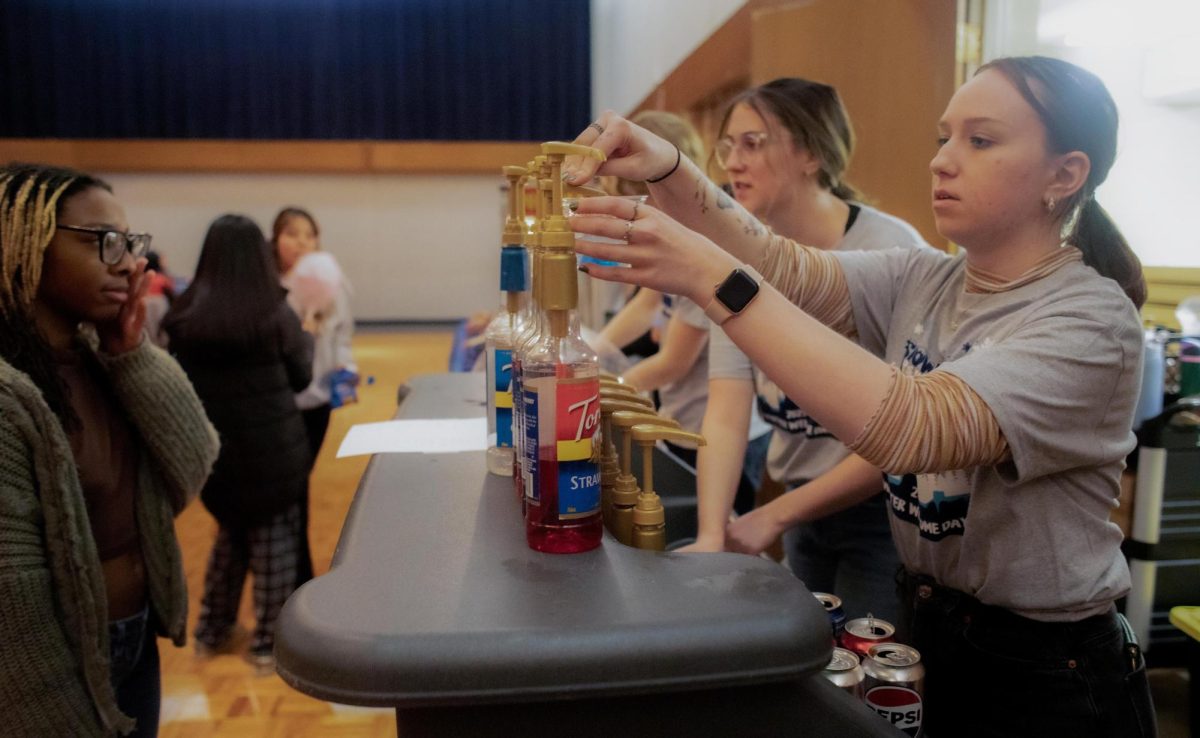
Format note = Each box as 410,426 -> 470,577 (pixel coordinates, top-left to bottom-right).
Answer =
674,79 -> 926,629
567,56 -> 1154,737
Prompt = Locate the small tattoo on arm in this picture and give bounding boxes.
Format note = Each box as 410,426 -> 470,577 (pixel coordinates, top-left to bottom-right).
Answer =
695,177 -> 709,214
716,186 -> 734,210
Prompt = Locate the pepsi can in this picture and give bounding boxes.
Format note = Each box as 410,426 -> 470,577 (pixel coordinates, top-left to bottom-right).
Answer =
822,647 -> 865,699
840,615 -> 895,658
813,592 -> 847,641
862,642 -> 925,737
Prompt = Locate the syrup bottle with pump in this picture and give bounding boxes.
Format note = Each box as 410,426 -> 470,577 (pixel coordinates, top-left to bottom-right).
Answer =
512,158 -> 546,498
484,166 -> 531,475
522,142 -> 606,554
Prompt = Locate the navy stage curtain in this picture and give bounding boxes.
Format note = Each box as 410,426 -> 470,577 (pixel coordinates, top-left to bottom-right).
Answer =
0,0 -> 590,141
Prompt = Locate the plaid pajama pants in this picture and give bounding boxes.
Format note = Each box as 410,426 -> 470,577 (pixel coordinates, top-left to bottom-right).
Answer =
194,502 -> 303,654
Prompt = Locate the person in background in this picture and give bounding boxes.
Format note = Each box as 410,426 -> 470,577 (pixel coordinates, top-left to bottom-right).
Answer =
164,214 -> 312,674
598,110 -> 769,514
271,206 -> 356,583
0,163 -> 219,735
567,55 -> 1155,737
673,79 -> 925,627
142,250 -> 176,348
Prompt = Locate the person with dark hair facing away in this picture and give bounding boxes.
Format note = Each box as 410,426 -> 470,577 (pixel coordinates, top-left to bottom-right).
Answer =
164,214 -> 313,673
0,163 -> 219,735
567,55 -> 1155,737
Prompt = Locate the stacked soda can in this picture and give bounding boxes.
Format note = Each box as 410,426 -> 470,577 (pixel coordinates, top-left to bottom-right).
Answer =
821,647 -> 864,699
861,643 -> 925,737
812,601 -> 926,737
812,592 -> 847,642
840,614 -> 895,658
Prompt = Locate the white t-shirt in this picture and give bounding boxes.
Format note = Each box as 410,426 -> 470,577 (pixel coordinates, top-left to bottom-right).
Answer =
708,204 -> 930,486
837,246 -> 1141,621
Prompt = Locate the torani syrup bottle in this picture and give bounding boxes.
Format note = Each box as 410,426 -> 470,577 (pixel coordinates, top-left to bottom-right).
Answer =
522,142 -> 605,553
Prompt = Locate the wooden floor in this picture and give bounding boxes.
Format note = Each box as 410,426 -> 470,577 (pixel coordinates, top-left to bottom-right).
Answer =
157,328 -> 1192,737
160,329 -> 453,738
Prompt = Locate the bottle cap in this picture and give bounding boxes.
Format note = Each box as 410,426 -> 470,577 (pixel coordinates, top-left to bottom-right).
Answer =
500,246 -> 528,292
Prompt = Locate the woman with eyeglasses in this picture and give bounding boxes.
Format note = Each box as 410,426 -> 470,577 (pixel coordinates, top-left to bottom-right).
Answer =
163,214 -> 314,676
674,78 -> 928,626
0,163 -> 219,735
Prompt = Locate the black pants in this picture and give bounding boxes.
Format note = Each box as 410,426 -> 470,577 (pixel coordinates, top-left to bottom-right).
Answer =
896,571 -> 1158,738
297,404 -> 331,584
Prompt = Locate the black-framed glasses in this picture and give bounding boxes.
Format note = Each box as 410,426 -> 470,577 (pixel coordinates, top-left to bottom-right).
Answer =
714,131 -> 770,170
56,225 -> 152,265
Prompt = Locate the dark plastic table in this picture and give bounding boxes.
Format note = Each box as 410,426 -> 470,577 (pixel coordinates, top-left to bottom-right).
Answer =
276,373 -> 903,736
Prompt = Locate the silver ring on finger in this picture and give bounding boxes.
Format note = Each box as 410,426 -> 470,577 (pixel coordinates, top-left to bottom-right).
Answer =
624,219 -> 634,242
631,200 -> 641,220
588,122 -> 605,135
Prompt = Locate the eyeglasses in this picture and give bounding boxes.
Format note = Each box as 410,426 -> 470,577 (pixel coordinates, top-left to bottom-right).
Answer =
715,131 -> 770,170
56,225 -> 152,265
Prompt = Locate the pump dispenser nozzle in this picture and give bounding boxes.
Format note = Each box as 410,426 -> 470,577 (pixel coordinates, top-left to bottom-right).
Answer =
608,411 -> 680,546
539,141 -> 606,250
502,166 -> 527,247
599,386 -> 653,408
599,398 -> 660,532
629,426 -> 707,551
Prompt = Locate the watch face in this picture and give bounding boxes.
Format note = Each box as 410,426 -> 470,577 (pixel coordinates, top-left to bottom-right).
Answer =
718,269 -> 760,313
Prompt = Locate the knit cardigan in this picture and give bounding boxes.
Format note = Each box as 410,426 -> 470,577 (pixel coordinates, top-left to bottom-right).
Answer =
0,337 -> 219,736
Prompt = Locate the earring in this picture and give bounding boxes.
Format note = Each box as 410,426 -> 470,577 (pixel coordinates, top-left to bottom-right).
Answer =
1045,195 -> 1057,213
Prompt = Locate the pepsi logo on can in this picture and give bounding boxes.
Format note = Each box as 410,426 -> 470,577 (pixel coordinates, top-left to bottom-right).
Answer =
812,592 -> 847,640
862,643 -> 925,737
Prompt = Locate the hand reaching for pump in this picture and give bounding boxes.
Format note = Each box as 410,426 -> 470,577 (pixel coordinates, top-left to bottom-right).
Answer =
564,111 -> 680,185
569,196 -> 738,305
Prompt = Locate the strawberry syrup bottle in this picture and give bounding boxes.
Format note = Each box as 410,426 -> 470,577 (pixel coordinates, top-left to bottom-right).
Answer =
521,253 -> 602,553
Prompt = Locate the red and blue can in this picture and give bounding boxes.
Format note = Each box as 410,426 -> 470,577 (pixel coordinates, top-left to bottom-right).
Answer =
813,592 -> 847,641
840,615 -> 895,659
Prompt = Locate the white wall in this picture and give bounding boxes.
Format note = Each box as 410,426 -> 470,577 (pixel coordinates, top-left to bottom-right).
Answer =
590,0 -> 743,116
984,0 -> 1200,268
102,172 -> 504,321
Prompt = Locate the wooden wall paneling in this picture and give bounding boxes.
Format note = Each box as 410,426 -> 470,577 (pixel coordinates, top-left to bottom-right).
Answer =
1143,266 -> 1200,330
0,139 -> 542,175
749,0 -> 957,248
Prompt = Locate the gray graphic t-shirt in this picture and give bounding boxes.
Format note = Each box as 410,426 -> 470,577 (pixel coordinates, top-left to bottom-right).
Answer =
836,247 -> 1141,621
709,204 -> 929,486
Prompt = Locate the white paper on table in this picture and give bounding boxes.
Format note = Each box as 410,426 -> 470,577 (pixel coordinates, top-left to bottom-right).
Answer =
336,417 -> 488,458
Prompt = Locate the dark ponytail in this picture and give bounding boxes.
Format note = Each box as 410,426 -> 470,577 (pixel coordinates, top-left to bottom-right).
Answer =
980,56 -> 1146,308
1074,198 -> 1146,308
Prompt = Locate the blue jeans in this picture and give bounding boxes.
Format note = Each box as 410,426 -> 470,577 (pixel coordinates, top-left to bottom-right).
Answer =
782,492 -> 901,624
109,607 -> 161,736
898,572 -> 1158,738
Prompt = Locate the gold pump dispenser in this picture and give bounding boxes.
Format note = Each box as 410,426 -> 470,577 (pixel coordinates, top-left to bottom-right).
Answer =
609,411 -> 680,546
630,426 -> 707,551
599,398 -> 660,532
599,387 -> 652,408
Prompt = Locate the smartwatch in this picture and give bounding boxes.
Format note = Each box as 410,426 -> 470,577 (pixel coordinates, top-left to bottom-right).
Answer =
703,265 -> 762,325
